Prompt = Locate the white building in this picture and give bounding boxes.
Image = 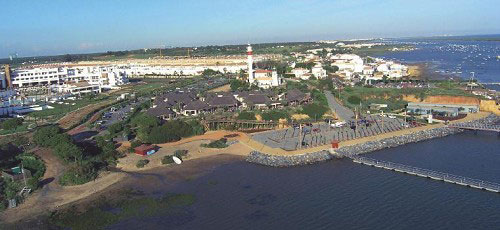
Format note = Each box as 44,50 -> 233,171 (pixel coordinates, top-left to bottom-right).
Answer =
311,63 -> 327,79
58,81 -> 101,95
123,64 -> 245,77
9,65 -> 128,89
247,44 -> 281,89
291,68 -> 310,79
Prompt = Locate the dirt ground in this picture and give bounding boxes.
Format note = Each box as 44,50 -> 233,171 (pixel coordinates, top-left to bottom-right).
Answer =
208,84 -> 231,92
58,100 -> 114,130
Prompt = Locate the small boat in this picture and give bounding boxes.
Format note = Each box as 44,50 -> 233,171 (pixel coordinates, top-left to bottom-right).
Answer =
172,156 -> 182,165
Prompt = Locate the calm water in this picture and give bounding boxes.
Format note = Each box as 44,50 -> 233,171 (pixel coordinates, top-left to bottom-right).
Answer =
377,36 -> 500,83
109,131 -> 500,230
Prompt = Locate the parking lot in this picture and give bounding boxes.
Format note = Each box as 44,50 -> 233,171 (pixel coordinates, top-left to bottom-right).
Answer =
251,115 -> 413,151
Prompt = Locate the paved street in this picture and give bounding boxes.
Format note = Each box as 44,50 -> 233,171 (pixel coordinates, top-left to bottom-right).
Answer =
325,90 -> 355,121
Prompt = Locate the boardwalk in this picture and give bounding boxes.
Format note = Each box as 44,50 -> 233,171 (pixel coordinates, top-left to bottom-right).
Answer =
449,123 -> 500,132
350,156 -> 500,193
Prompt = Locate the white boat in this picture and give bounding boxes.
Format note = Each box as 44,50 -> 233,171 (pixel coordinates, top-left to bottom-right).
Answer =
172,156 -> 182,164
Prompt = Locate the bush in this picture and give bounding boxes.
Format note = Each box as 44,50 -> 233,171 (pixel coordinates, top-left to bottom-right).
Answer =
136,159 -> 150,168
161,155 -> 175,165
46,133 -> 72,148
33,125 -> 62,147
164,120 -> 194,138
54,142 -> 83,163
0,118 -> 23,130
130,140 -> 143,149
146,125 -> 181,144
238,111 -> 256,120
301,103 -> 329,120
201,138 -> 228,148
347,95 -> 362,105
188,120 -> 205,136
174,150 -> 188,158
108,122 -> 124,136
261,110 -> 289,121
59,166 -> 98,186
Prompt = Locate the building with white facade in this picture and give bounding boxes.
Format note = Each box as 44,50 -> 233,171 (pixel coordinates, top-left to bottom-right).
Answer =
311,63 -> 327,79
291,68 -> 310,79
247,44 -> 281,89
9,65 -> 128,89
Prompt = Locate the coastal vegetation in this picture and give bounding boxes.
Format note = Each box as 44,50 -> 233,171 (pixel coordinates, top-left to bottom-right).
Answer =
201,138 -> 228,148
33,125 -> 120,186
0,135 -> 45,210
49,192 -> 196,229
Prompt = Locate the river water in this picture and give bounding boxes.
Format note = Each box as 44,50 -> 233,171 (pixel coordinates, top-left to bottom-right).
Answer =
106,131 -> 500,230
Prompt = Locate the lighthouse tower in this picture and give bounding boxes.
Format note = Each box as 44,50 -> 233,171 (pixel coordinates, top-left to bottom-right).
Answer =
247,44 -> 254,84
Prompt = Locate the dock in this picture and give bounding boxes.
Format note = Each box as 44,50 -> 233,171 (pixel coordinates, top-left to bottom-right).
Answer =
448,123 -> 500,133
350,156 -> 500,193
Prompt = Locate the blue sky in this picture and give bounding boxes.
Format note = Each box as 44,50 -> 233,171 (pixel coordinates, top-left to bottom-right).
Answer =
1,0 -> 499,57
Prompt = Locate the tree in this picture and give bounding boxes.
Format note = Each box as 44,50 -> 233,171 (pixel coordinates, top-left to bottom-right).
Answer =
261,110 -> 289,121
33,126 -> 62,147
0,118 -> 23,130
347,95 -> 362,105
46,133 -> 72,148
164,120 -> 194,138
230,79 -> 248,91
54,142 -> 83,164
145,125 -> 180,144
108,122 -> 124,136
238,111 -> 256,120
302,103 -> 329,120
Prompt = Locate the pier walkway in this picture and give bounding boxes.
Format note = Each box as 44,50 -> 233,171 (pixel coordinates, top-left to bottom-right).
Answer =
350,156 -> 500,193
448,123 -> 500,132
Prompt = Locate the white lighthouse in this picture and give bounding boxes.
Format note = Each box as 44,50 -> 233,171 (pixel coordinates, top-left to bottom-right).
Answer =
247,44 -> 254,84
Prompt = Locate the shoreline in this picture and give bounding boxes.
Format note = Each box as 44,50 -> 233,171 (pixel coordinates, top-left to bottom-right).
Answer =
0,154 -> 245,228
246,113 -> 496,167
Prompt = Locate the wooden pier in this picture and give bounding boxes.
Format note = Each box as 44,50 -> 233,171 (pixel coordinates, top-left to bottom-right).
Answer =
350,156 -> 500,193
448,123 -> 500,133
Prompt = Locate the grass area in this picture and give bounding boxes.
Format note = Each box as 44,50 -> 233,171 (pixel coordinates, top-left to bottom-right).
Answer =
50,192 -> 196,229
0,122 -> 30,135
28,96 -> 110,121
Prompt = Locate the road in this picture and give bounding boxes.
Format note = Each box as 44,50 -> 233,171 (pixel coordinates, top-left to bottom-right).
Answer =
325,90 -> 355,121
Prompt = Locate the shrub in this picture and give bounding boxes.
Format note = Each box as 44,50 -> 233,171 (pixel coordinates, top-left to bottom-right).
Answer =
188,120 -> 205,136
347,95 -> 361,105
201,138 -> 228,148
164,120 -> 193,138
107,122 -> 124,136
174,150 -> 188,158
238,111 -> 256,120
130,140 -> 143,149
146,125 -> 181,144
59,165 -> 98,186
301,103 -> 329,120
46,133 -> 72,148
136,159 -> 150,168
0,118 -> 23,130
54,142 -> 83,163
33,125 -> 62,147
161,155 -> 175,165
261,110 -> 289,121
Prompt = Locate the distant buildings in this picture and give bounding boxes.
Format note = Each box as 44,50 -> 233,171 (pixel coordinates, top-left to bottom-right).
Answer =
2,65 -> 128,90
